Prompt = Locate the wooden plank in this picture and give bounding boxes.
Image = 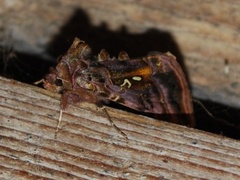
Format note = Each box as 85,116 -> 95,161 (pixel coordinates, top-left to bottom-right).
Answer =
0,76 -> 240,179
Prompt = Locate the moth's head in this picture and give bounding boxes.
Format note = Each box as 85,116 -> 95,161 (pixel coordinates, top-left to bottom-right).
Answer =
43,68 -> 64,93
43,37 -> 92,93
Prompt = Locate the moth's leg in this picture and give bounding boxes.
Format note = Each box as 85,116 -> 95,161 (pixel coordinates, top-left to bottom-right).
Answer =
100,106 -> 128,140
55,109 -> 63,139
55,91 -> 82,138
60,90 -> 82,110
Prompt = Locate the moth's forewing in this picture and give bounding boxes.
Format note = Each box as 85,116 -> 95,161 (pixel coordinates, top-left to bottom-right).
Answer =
98,52 -> 195,127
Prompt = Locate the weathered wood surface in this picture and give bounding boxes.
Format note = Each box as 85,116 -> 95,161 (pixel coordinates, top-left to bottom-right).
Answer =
1,0 -> 240,109
0,76 -> 240,179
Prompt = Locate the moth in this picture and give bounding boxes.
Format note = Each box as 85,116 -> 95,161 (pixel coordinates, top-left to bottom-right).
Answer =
43,38 -> 195,137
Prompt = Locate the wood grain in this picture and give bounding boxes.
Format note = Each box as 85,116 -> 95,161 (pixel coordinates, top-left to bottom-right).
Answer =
0,76 -> 240,179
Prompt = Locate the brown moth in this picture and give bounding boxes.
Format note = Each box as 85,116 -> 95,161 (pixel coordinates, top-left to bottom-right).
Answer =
43,38 -> 195,136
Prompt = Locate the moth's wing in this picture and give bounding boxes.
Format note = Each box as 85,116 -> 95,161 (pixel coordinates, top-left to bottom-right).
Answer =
100,52 -> 195,126
107,83 -> 167,113
101,54 -> 190,114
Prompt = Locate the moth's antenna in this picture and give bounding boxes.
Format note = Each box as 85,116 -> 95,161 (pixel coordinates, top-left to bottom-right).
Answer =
193,99 -> 234,127
34,79 -> 44,85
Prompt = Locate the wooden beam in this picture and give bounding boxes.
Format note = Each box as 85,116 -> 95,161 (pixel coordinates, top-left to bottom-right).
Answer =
0,76 -> 240,179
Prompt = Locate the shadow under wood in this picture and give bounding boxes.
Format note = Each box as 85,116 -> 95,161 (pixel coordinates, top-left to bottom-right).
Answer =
47,8 -> 188,78
194,99 -> 240,139
0,47 -> 54,83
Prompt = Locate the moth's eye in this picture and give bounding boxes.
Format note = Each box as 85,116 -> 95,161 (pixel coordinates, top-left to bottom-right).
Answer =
87,76 -> 92,81
55,79 -> 63,86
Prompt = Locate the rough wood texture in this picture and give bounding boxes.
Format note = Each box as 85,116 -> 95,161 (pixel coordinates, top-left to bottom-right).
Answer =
1,0 -> 240,109
1,76 -> 240,179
